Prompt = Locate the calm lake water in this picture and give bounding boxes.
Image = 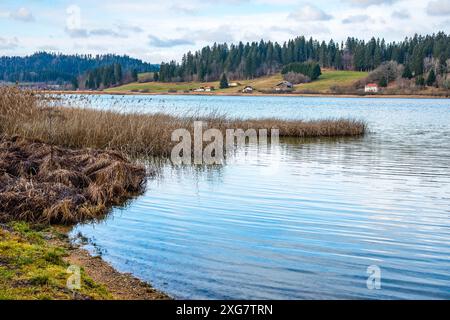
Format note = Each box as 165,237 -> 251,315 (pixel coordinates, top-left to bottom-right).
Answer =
71,95 -> 450,300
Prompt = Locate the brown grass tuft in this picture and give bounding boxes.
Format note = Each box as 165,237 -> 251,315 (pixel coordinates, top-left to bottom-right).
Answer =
0,135 -> 146,225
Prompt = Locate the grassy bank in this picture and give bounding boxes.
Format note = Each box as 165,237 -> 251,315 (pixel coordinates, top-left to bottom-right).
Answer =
0,222 -> 110,299
0,222 -> 168,300
106,70 -> 369,94
298,70 -> 368,92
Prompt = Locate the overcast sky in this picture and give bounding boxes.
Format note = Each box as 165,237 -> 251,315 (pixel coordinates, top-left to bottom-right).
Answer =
1,0 -> 450,63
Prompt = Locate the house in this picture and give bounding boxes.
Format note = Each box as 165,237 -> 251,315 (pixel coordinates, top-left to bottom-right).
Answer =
242,86 -> 254,93
275,81 -> 293,91
193,87 -> 205,92
204,86 -> 215,92
365,83 -> 379,93
229,82 -> 240,87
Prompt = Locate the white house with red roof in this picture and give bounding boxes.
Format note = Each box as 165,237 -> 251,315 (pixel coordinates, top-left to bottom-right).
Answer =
365,83 -> 379,93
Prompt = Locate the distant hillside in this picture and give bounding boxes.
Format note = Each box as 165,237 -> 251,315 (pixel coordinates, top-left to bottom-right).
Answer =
158,32 -> 450,82
106,70 -> 369,94
0,52 -> 159,83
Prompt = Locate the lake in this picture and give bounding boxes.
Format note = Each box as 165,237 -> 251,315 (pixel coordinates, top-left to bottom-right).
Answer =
71,95 -> 450,300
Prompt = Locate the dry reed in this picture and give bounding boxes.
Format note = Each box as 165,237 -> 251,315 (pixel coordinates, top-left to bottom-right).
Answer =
0,135 -> 146,224
0,87 -> 366,158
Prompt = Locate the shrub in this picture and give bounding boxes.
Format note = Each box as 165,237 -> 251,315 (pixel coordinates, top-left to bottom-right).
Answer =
442,79 -> 450,90
283,72 -> 311,84
416,76 -> 425,87
378,77 -> 388,87
366,61 -> 402,85
219,73 -> 229,89
402,64 -> 413,79
426,69 -> 436,86
281,62 -> 321,81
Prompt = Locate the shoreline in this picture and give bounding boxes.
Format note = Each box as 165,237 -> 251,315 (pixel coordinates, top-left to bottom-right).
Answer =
61,226 -> 171,300
46,89 -> 450,99
0,222 -> 170,300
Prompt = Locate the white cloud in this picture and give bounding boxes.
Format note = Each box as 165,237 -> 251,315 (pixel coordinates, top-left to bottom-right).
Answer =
345,0 -> 400,6
392,10 -> 410,19
289,4 -> 332,21
90,29 -> 127,38
426,0 -> 450,16
65,28 -> 90,38
9,7 -> 34,22
342,14 -> 370,23
0,37 -> 19,50
148,35 -> 195,47
184,26 -> 236,43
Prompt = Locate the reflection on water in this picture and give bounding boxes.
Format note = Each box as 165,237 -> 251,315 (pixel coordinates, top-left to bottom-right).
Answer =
72,95 -> 450,300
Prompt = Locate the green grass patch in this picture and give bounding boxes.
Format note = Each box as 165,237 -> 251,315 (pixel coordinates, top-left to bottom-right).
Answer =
109,70 -> 367,94
0,223 -> 112,300
297,70 -> 368,92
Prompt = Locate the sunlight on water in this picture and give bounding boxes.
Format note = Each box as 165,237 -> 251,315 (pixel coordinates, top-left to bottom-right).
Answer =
72,95 -> 450,299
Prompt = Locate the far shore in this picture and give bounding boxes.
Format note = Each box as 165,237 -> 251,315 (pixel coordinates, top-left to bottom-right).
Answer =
45,89 -> 450,99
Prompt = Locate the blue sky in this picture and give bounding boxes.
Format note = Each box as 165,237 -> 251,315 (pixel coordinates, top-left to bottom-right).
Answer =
1,0 -> 450,63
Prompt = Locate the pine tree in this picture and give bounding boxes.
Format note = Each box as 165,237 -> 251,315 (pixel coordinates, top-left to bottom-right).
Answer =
426,69 -> 436,86
153,72 -> 159,82
219,73 -> 229,89
439,54 -> 447,76
71,77 -> 79,90
131,69 -> 138,82
378,77 -> 388,87
402,65 -> 413,79
416,76 -> 425,87
114,64 -> 123,85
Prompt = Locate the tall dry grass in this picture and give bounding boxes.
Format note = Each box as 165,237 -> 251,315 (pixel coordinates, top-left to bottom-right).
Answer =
0,87 -> 366,158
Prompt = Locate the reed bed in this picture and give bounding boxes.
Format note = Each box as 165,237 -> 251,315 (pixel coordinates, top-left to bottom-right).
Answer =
0,87 -> 366,224
0,87 -> 366,158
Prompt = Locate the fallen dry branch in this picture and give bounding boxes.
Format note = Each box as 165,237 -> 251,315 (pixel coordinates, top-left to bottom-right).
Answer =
0,135 -> 146,224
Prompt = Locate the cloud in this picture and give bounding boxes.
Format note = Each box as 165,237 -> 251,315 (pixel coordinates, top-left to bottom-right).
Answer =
9,7 -> 34,22
65,28 -> 128,39
426,0 -> 450,16
391,10 -> 410,19
342,14 -> 370,23
0,37 -> 19,50
183,26 -> 236,43
90,29 -> 127,38
115,23 -> 144,33
170,4 -> 199,15
65,28 -> 90,38
289,4 -> 332,21
148,35 -> 195,47
38,45 -> 59,51
345,0 -> 400,6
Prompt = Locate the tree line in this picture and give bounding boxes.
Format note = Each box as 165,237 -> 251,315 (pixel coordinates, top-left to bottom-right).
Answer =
0,52 -> 158,84
158,32 -> 450,82
82,64 -> 139,90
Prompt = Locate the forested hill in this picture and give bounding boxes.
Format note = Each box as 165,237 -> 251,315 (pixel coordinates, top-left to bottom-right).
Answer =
0,52 -> 159,83
159,32 -> 450,82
